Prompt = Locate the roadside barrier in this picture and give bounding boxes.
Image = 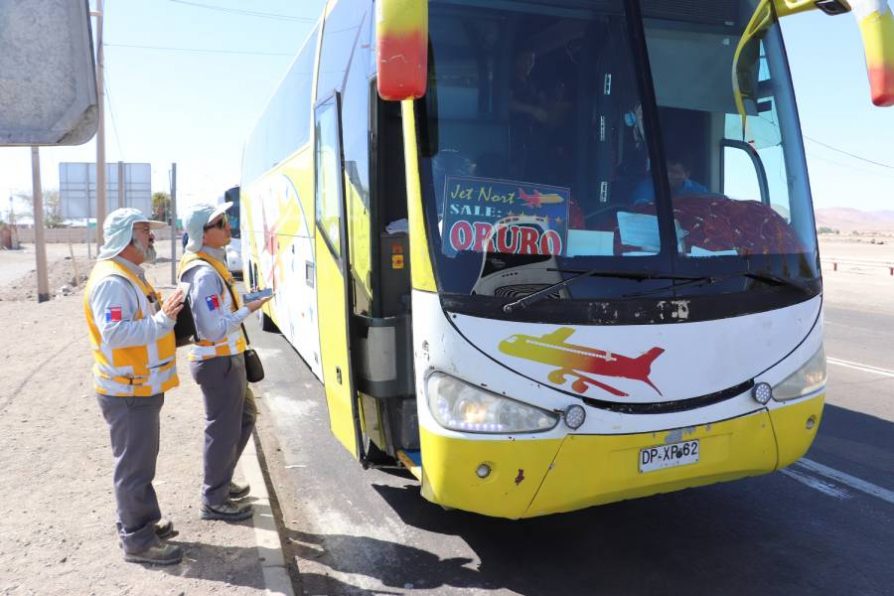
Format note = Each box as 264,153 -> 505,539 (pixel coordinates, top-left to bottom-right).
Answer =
822,258 -> 894,276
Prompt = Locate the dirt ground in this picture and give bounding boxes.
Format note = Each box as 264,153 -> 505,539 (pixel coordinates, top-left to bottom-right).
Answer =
818,238 -> 894,315
0,245 -> 269,596
0,243 -> 92,302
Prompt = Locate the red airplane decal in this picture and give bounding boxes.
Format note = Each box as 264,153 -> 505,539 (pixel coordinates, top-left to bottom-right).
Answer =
499,327 -> 664,397
518,188 -> 565,210
260,199 -> 279,291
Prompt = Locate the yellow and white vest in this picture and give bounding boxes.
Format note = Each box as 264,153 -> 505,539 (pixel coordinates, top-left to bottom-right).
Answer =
179,251 -> 247,361
84,260 -> 179,397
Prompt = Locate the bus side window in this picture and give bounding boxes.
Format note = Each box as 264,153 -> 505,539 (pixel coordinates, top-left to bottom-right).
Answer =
315,98 -> 344,258
373,97 -> 410,318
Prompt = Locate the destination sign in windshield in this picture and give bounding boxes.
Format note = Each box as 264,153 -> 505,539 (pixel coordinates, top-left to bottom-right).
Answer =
441,176 -> 570,257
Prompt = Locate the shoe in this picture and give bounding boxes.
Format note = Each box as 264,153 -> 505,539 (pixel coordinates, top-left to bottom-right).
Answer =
201,499 -> 253,522
229,480 -> 250,500
124,543 -> 183,566
155,519 -> 176,540
118,520 -> 177,550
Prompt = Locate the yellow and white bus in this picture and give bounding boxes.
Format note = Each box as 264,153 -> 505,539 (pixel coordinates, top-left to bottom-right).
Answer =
240,0 -> 894,518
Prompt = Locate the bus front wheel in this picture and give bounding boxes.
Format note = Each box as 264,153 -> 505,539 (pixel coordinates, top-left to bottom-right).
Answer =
259,310 -> 279,333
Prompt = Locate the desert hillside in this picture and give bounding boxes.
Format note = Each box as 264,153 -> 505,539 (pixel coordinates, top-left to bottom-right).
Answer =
815,207 -> 894,234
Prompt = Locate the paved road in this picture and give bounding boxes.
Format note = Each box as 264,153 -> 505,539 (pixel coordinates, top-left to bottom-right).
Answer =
250,299 -> 894,596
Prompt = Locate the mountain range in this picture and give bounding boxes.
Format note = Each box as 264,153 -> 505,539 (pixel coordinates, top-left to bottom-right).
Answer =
814,208 -> 894,233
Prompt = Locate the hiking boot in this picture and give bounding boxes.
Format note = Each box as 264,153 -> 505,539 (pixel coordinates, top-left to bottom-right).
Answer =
201,499 -> 252,522
155,519 -> 176,540
229,480 -> 250,500
124,543 -> 183,566
118,520 -> 177,550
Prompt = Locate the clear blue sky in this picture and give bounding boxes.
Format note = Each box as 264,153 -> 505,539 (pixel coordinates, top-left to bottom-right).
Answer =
1,0 -> 327,215
1,0 -> 892,217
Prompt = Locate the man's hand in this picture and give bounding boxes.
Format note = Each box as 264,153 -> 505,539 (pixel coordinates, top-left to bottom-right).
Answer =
162,289 -> 185,319
247,295 -> 273,313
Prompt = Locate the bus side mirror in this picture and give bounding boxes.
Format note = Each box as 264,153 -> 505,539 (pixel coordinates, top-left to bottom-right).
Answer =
852,0 -> 894,105
376,0 -> 429,101
771,0 -> 894,107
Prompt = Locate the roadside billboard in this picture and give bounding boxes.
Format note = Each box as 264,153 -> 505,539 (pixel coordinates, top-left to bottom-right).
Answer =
0,0 -> 98,146
59,162 -> 152,220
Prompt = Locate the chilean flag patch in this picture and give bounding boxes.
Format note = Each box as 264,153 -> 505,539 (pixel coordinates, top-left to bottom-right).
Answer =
205,295 -> 221,311
105,306 -> 123,322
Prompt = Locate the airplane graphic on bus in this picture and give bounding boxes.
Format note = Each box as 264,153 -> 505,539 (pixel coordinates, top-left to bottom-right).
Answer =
499,327 -> 664,397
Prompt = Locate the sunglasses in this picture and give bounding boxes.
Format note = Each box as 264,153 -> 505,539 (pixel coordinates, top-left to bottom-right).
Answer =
204,214 -> 228,230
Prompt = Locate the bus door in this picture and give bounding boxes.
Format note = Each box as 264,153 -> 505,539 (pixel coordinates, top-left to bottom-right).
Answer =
313,93 -> 363,459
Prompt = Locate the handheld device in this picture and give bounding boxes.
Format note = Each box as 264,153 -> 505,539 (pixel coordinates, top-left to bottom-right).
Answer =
176,281 -> 191,303
242,288 -> 273,303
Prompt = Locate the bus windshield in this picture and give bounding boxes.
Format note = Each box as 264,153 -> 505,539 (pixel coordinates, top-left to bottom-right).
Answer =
417,0 -> 819,319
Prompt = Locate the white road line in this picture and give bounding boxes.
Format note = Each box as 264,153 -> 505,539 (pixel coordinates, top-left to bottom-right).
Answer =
827,357 -> 894,378
793,458 -> 894,506
779,468 -> 852,500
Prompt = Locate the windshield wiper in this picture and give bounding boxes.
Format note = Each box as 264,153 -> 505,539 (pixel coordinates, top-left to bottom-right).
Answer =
502,268 -> 709,313
736,270 -> 813,294
620,270 -> 814,299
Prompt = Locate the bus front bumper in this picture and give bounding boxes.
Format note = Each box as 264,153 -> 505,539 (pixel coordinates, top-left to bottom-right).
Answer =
419,395 -> 823,519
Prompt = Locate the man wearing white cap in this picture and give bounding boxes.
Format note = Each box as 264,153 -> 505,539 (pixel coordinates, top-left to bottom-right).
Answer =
179,202 -> 271,522
84,208 -> 185,565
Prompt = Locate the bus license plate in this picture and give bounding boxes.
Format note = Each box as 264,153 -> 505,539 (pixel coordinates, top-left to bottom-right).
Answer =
639,440 -> 700,473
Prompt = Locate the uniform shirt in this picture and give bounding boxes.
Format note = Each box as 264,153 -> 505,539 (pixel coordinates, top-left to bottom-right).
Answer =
88,256 -> 175,348
632,177 -> 710,205
181,246 -> 250,342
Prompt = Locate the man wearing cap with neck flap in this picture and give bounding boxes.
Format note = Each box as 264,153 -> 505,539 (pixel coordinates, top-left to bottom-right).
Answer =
84,208 -> 185,565
179,202 -> 271,522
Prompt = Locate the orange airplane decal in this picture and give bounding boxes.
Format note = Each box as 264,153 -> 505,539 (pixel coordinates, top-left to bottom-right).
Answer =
499,327 -> 664,397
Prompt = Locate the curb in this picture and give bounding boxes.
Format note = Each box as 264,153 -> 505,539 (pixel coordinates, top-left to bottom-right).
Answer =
239,436 -> 295,596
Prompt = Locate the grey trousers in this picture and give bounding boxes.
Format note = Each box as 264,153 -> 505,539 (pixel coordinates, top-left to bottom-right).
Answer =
96,393 -> 165,554
190,354 -> 257,507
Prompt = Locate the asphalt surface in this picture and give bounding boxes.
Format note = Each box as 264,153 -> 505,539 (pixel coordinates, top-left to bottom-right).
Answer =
249,297 -> 894,596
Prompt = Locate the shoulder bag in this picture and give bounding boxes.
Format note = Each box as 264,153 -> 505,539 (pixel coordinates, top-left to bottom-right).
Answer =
173,294 -> 196,347
241,323 -> 265,383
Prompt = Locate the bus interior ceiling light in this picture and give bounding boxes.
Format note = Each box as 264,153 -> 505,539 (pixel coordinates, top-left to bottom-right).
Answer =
564,404 -> 586,430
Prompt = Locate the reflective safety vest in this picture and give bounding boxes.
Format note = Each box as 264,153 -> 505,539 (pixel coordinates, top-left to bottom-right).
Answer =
84,260 -> 179,397
178,251 -> 247,361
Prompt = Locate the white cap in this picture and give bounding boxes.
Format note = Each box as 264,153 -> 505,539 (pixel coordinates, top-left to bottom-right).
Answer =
97,208 -> 165,260
184,202 -> 232,253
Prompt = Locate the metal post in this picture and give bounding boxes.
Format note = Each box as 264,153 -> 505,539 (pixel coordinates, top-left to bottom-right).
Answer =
85,162 -> 93,259
170,163 -> 177,284
117,160 -> 125,208
94,0 -> 106,246
31,147 -> 50,303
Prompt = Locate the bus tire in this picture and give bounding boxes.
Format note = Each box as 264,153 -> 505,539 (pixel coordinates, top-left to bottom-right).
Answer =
364,439 -> 395,466
260,310 -> 279,333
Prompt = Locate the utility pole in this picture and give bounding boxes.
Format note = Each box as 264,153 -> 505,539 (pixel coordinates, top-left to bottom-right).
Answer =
8,196 -> 19,250
31,147 -> 50,302
85,162 -> 93,259
170,163 -> 177,284
93,0 -> 106,245
117,160 -> 125,208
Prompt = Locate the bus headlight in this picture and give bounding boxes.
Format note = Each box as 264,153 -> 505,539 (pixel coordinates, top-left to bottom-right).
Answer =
771,346 -> 827,402
425,373 -> 559,434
